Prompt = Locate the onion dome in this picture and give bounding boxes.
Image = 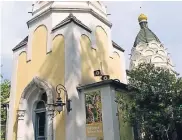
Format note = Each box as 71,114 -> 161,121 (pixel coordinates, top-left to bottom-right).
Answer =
134,13 -> 161,47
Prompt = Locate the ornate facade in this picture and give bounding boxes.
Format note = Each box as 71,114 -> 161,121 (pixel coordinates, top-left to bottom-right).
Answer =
129,14 -> 174,70
7,1 -> 127,140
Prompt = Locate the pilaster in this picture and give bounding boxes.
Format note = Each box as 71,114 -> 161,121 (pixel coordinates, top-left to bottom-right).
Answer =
17,110 -> 26,140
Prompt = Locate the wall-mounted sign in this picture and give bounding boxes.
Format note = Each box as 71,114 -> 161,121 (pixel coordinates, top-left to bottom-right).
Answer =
85,91 -> 104,140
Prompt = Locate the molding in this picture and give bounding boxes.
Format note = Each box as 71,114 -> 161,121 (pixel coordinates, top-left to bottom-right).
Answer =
17,110 -> 26,120
27,8 -> 51,28
33,1 -> 53,16
17,76 -> 55,140
12,43 -> 27,52
87,1 -> 107,16
27,7 -> 112,28
19,76 -> 55,108
77,80 -> 128,92
112,41 -> 125,52
12,36 -> 28,52
33,1 -> 107,17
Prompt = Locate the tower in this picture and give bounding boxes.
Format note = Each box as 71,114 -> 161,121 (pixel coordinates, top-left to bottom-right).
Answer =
7,1 -> 127,140
129,13 -> 174,70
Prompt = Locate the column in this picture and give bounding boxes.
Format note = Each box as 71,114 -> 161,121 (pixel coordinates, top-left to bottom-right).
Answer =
101,86 -> 120,140
46,105 -> 54,140
17,110 -> 26,140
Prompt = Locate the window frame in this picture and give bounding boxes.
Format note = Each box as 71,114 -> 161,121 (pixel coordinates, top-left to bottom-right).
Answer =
34,100 -> 47,140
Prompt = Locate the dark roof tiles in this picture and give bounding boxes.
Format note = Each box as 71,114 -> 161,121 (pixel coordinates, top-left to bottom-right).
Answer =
12,36 -> 28,51
133,22 -> 161,47
52,13 -> 92,33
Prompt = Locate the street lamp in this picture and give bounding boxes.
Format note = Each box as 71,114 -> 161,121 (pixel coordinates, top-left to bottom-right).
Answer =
49,84 -> 72,116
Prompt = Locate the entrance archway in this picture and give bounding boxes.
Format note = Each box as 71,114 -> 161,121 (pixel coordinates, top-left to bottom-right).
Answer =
17,76 -> 55,140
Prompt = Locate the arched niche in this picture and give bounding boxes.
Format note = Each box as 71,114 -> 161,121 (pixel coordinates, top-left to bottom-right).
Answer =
136,45 -> 145,52
110,51 -> 122,80
95,26 -> 110,75
80,34 -> 99,84
16,51 -> 28,108
152,56 -> 164,63
158,50 -> 166,56
150,43 -> 159,49
144,50 -> 154,56
13,51 -> 28,139
31,25 -> 48,75
38,34 -> 65,86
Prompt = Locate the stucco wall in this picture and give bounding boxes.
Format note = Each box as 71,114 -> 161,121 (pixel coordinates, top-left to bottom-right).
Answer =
80,26 -> 123,85
12,26 -> 65,140
10,4 -> 127,139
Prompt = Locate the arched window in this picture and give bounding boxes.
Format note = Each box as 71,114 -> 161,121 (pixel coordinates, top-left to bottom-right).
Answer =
41,92 -> 47,103
34,93 -> 47,140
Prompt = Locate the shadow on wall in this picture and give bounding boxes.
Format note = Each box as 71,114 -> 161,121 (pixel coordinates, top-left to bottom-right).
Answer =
13,25 -> 48,140
80,26 -> 117,85
13,24 -> 122,140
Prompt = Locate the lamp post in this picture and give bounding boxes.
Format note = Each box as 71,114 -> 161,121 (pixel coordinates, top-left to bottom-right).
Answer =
48,84 -> 71,117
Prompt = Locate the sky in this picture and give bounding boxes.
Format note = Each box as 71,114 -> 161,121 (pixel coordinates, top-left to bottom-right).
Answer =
1,1 -> 182,80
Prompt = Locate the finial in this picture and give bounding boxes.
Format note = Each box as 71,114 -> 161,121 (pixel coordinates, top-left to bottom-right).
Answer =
138,6 -> 147,23
138,13 -> 148,23
28,4 -> 34,16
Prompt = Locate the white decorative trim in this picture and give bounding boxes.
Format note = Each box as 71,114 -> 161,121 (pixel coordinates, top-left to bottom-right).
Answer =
130,40 -> 174,70
27,12 -> 52,61
139,19 -> 147,23
7,49 -> 24,140
17,110 -> 26,120
27,8 -> 111,29
17,76 -> 55,140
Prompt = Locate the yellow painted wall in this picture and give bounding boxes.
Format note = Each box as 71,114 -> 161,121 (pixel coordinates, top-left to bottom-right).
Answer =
38,35 -> 65,139
13,25 -> 65,140
80,26 -> 123,84
13,24 -> 124,140
27,25 -> 47,81
80,34 -> 99,84
110,52 -> 122,80
95,26 -> 110,76
13,52 -> 28,139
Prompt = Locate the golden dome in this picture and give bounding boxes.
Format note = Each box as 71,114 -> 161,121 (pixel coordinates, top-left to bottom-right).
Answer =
138,13 -> 147,22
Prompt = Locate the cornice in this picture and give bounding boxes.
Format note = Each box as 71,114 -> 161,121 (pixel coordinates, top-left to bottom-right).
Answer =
112,41 -> 125,52
27,7 -> 112,28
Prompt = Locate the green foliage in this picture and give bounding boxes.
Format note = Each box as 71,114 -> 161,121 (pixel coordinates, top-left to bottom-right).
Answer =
1,75 -> 10,140
116,91 -> 134,140
116,63 -> 182,139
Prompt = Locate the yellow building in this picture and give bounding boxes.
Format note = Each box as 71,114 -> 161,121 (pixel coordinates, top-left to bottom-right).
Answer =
7,1 -> 128,140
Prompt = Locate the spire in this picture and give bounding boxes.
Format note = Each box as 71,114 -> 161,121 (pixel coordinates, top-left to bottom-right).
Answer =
130,12 -> 174,71
133,13 -> 161,47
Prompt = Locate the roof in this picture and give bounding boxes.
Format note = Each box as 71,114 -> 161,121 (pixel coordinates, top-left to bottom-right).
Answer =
112,40 -> 125,52
133,22 -> 161,47
52,13 -> 92,33
12,36 -> 28,51
77,79 -> 128,92
13,17 -> 122,53
13,37 -> 125,54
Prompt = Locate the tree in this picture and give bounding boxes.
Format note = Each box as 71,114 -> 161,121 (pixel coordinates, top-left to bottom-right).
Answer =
116,63 -> 182,140
1,75 -> 10,140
